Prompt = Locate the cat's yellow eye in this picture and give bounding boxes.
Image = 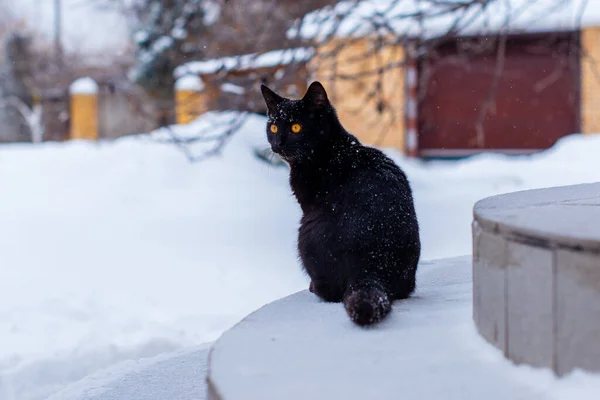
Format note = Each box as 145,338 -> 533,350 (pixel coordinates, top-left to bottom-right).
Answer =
291,123 -> 302,133
270,124 -> 278,134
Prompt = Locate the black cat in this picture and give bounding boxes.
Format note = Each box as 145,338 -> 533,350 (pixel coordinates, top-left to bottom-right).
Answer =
261,82 -> 421,326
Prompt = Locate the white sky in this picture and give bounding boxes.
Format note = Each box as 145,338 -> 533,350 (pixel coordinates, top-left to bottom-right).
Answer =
5,0 -> 131,55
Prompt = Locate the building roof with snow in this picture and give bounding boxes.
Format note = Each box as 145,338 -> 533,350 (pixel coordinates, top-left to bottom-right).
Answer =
287,0 -> 600,42
174,47 -> 315,79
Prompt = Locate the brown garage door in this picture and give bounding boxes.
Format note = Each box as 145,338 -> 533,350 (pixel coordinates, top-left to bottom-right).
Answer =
417,32 -> 580,157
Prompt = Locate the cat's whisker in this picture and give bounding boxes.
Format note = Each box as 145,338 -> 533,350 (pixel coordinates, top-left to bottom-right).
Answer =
267,150 -> 276,172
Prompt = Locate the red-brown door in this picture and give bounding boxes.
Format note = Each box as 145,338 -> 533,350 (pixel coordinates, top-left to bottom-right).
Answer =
417,32 -> 580,157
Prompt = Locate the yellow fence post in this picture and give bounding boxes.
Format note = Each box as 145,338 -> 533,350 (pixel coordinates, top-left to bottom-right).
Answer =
69,77 -> 99,140
175,75 -> 205,125
581,26 -> 600,135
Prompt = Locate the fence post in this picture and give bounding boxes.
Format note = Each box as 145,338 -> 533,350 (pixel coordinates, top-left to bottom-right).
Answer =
69,77 -> 98,140
175,75 -> 205,124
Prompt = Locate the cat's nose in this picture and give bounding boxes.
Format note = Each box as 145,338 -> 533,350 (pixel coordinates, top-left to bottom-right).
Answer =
272,137 -> 286,153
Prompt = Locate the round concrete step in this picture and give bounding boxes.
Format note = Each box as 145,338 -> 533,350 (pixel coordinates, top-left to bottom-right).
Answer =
473,182 -> 600,376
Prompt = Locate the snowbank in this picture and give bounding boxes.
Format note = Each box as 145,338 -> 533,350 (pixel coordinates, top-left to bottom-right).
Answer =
0,112 -> 305,400
1,110 -> 600,398
386,133 -> 600,260
47,346 -> 210,400
288,0 -> 600,41
208,256 -> 600,400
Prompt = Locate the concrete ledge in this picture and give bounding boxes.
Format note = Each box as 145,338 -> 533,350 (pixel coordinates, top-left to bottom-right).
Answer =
473,182 -> 600,376
206,256 -> 555,400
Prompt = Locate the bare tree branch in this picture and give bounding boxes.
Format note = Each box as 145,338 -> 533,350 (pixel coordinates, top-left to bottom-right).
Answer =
104,0 -> 587,160
0,96 -> 44,143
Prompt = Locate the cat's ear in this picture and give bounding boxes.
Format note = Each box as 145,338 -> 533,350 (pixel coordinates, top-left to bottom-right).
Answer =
303,81 -> 329,110
261,85 -> 284,111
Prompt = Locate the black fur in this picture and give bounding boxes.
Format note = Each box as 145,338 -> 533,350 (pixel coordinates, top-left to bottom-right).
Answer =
261,82 -> 421,326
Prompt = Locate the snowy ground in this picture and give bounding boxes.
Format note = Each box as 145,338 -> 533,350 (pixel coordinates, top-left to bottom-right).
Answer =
1,112 -> 599,399
47,346 -> 210,400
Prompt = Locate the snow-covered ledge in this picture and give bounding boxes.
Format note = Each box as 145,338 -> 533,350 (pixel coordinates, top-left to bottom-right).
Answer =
474,182 -> 600,376
206,256 -> 566,400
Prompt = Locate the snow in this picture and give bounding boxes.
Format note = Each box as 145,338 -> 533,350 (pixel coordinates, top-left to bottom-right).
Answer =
174,47 -> 315,78
170,26 -> 188,40
175,75 -> 205,91
202,1 -> 221,26
152,35 -> 175,52
209,256 -> 600,400
47,346 -> 210,400
0,112 -> 305,400
288,0 -> 600,41
69,77 -> 99,95
391,133 -> 600,258
133,30 -> 151,45
1,110 -> 600,398
220,83 -> 245,95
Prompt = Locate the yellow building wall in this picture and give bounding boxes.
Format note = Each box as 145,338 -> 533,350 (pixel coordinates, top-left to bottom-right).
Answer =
70,94 -> 98,140
175,89 -> 207,125
581,26 -> 600,134
312,38 -> 406,151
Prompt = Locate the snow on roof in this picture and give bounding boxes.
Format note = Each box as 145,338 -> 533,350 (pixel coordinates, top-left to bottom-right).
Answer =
174,47 -> 315,78
288,0 -> 600,42
69,77 -> 99,95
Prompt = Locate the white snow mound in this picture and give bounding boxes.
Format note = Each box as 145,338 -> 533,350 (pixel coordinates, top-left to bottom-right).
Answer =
1,110 -> 600,398
70,77 -> 99,95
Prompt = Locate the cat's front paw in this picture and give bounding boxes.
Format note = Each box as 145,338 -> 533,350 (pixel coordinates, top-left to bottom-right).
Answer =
309,280 -> 315,293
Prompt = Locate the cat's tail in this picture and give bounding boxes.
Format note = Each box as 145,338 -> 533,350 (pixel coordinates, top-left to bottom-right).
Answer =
343,279 -> 391,326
